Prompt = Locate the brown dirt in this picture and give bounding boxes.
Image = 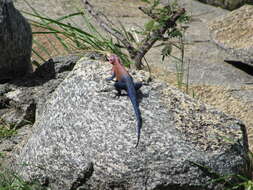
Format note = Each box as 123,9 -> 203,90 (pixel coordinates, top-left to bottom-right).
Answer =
32,26 -> 74,64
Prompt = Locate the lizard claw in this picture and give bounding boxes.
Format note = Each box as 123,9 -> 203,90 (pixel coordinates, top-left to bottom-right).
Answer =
113,93 -> 121,99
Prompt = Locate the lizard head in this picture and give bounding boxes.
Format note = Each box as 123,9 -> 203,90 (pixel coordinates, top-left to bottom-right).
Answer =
106,54 -> 120,65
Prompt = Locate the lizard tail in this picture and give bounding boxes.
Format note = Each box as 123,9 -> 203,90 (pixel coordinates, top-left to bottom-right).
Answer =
126,78 -> 142,147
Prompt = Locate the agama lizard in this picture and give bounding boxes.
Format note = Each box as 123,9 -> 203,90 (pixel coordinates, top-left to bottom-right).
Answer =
106,54 -> 142,147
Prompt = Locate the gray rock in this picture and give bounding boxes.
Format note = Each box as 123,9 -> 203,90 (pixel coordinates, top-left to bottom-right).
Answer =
196,0 -> 245,10
0,124 -> 32,155
15,57 -> 249,190
0,55 -> 80,161
0,55 -> 80,126
0,0 -> 32,82
158,0 -> 253,88
208,5 -> 253,66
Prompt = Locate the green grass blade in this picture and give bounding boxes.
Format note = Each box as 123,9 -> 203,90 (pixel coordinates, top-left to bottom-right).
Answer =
23,0 -> 44,19
32,49 -> 47,62
24,11 -> 96,38
32,31 -> 58,34
53,12 -> 84,23
33,39 -> 51,57
29,14 -> 105,51
54,34 -> 70,52
79,10 -> 105,40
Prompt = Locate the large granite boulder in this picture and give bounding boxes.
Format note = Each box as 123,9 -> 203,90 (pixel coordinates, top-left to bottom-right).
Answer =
0,0 -> 32,82
14,57 -> 249,190
209,5 -> 253,66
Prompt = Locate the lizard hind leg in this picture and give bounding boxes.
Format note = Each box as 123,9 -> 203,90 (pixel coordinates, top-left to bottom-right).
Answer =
134,82 -> 142,91
114,81 -> 127,97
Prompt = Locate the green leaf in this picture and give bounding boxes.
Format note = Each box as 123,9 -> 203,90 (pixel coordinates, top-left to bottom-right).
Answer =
144,20 -> 155,32
161,44 -> 172,61
152,0 -> 160,9
0,152 -> 5,158
178,14 -> 190,23
168,28 -> 182,38
141,0 -> 150,3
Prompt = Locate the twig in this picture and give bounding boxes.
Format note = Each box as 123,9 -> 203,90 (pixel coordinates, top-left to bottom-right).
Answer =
82,0 -> 137,57
138,7 -> 160,21
143,56 -> 152,83
134,8 -> 186,69
82,0 -> 185,69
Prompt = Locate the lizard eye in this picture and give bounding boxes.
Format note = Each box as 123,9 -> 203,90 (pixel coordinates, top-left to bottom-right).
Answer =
107,55 -> 114,63
106,54 -> 117,64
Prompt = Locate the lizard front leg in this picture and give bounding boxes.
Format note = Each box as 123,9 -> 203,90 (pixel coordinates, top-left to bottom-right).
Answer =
106,70 -> 116,81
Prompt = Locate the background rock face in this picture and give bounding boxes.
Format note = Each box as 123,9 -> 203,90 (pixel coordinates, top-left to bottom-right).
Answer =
15,57 -> 248,190
209,5 -> 253,66
0,0 -> 32,82
197,0 -> 246,10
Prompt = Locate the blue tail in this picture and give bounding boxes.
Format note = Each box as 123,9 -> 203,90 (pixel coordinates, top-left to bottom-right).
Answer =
125,77 -> 142,147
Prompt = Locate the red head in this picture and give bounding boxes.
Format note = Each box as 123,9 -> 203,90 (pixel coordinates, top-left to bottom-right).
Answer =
107,54 -> 121,65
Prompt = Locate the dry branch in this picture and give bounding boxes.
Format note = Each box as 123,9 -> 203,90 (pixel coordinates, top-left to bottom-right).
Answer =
134,8 -> 185,68
82,0 -> 137,56
82,0 -> 185,69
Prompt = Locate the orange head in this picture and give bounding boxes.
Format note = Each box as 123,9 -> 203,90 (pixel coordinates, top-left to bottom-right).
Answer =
106,54 -> 121,65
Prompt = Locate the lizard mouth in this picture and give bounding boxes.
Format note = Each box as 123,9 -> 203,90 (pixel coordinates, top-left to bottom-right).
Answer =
105,54 -> 114,63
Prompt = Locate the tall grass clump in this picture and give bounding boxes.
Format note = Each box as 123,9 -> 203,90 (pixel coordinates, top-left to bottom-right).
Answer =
23,0 -> 131,66
0,167 -> 45,190
0,119 -> 17,138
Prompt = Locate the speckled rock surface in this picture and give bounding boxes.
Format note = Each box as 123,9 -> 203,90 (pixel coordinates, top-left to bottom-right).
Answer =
0,0 -> 32,81
15,57 -> 249,190
209,5 -> 253,66
0,55 -> 80,127
0,55 -> 80,164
